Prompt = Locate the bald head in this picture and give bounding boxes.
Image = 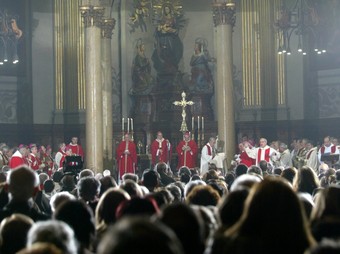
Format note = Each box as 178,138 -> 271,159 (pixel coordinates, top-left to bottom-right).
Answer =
8,166 -> 39,201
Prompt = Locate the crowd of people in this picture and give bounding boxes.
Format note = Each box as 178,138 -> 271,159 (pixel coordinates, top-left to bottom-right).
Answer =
0,134 -> 340,253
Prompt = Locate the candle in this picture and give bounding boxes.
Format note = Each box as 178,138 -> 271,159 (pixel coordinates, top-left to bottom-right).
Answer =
127,118 -> 130,133
131,118 -> 134,131
192,117 -> 194,131
198,116 -> 200,130
122,118 -> 124,132
202,117 -> 204,130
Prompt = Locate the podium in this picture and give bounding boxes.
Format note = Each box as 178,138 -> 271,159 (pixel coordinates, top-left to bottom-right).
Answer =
321,153 -> 339,167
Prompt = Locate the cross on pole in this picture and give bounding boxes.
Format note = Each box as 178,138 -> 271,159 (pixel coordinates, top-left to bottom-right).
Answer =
173,91 -> 194,132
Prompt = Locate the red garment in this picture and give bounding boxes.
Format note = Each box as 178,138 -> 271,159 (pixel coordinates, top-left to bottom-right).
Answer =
239,151 -> 255,167
66,143 -> 84,158
9,150 -> 27,169
257,148 -> 271,163
29,153 -> 41,170
320,145 -> 336,154
116,141 -> 137,178
151,139 -> 171,165
176,140 -> 198,169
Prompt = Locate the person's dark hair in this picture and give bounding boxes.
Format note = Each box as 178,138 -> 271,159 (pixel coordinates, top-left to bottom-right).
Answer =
43,179 -> 55,194
99,176 -> 117,197
122,173 -> 138,183
184,180 -> 206,198
311,185 -> 340,223
148,188 -> 174,208
179,166 -> 191,177
293,166 -> 320,195
97,217 -> 184,254
281,167 -> 297,184
156,162 -> 168,174
0,214 -> 34,254
235,164 -> 248,177
218,187 -> 249,230
214,178 -> 314,254
0,172 -> 7,183
54,200 -> 95,251
273,167 -> 283,176
26,220 -> 77,254
142,170 -> 159,192
52,171 -> 63,183
247,165 -> 263,177
186,185 -> 220,206
259,160 -> 268,172
166,184 -> 182,203
172,181 -> 185,199
115,197 -> 159,219
119,179 -> 143,198
60,175 -> 76,192
79,169 -> 94,179
225,172 -> 235,190
180,173 -> 190,184
95,188 -> 130,227
159,203 -> 205,254
77,176 -> 101,202
202,170 -> 219,182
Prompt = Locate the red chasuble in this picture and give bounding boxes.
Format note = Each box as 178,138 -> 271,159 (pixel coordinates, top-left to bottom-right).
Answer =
176,140 -> 198,169
116,141 -> 137,178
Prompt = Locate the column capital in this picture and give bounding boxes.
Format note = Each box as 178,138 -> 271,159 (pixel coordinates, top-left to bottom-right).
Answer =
212,2 -> 236,27
101,18 -> 116,39
80,5 -> 105,28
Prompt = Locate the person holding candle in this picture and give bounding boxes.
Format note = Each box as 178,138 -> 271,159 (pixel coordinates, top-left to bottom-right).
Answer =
151,131 -> 171,167
116,133 -> 137,179
176,131 -> 198,170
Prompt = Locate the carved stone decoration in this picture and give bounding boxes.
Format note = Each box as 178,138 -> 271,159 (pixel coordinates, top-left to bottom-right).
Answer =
101,18 -> 116,39
212,2 -> 236,27
80,5 -> 105,28
0,90 -> 17,123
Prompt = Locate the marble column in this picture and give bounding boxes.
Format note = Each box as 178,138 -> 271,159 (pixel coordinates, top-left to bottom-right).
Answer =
80,5 -> 105,171
101,18 -> 115,161
212,1 -> 236,169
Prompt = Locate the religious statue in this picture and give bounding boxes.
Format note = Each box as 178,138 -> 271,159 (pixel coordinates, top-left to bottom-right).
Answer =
189,38 -> 215,92
128,0 -> 150,33
151,1 -> 185,84
130,39 -> 154,94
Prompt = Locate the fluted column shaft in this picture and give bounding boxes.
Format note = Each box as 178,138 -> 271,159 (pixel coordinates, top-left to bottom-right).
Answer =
101,19 -> 115,161
80,5 -> 104,171
213,1 -> 236,169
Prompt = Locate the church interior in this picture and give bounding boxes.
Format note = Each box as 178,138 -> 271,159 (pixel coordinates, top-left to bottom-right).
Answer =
1,0 -> 340,170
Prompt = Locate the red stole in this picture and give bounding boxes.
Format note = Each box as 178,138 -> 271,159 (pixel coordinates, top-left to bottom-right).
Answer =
258,147 -> 270,163
320,145 -> 336,154
206,144 -> 212,156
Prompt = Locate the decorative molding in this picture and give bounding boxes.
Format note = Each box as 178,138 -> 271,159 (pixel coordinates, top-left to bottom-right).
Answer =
101,18 -> 116,39
212,2 -> 236,27
79,5 -> 105,28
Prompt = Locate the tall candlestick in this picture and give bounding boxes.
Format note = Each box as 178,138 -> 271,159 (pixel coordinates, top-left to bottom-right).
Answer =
122,118 -> 124,132
131,118 -> 134,131
127,118 -> 130,133
192,117 -> 194,131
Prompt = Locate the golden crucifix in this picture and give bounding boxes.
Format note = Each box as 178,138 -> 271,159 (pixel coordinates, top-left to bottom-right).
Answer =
173,91 -> 194,132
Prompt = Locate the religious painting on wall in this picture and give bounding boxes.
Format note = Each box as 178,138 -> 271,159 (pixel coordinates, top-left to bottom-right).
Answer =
0,0 -> 28,77
311,0 -> 340,70
128,0 -> 151,33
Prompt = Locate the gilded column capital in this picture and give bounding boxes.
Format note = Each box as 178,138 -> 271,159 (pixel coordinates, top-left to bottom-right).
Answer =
101,18 -> 116,39
212,2 -> 236,27
80,5 -> 105,28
